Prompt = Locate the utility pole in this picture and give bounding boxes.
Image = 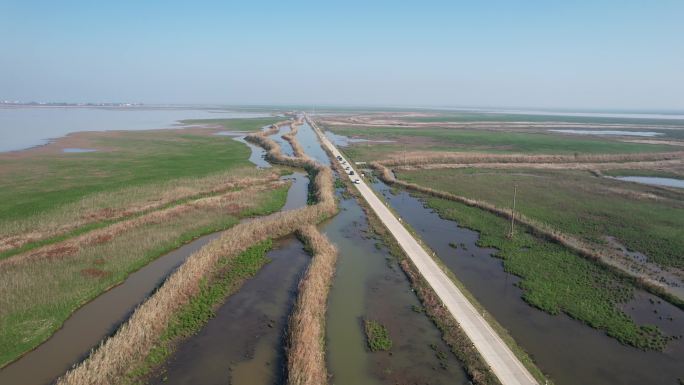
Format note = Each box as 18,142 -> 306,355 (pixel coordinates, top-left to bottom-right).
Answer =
508,184 -> 518,238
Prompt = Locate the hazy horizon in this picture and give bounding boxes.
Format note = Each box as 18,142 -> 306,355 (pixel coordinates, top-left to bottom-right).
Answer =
2,1 -> 683,110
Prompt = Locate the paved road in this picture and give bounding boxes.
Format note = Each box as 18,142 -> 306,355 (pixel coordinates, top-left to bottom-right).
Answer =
306,114 -> 539,385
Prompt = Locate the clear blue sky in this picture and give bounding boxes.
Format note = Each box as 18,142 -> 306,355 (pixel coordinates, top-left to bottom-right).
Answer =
1,0 -> 683,110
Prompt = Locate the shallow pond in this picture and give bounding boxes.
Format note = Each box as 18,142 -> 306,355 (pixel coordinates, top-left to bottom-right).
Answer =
613,176 -> 684,189
324,131 -> 395,147
62,148 -> 97,153
371,179 -> 684,385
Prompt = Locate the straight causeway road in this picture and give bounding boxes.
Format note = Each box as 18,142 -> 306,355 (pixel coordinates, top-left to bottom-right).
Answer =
305,113 -> 539,385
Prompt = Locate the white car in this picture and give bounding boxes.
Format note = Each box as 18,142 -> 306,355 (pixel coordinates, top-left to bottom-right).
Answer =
353,179 -> 361,184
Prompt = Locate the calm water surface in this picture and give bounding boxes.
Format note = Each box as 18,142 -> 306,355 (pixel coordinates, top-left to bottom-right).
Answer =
0,106 -> 267,152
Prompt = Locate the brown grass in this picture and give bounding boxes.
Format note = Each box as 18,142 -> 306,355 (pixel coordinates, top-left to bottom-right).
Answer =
286,226 -> 337,385
79,268 -> 112,279
56,117 -> 337,385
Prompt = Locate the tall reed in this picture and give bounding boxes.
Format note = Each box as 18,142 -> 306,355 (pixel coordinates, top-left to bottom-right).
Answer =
286,226 -> 338,385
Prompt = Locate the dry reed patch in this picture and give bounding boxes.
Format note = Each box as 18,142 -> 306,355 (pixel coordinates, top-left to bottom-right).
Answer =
79,268 -> 112,279
380,151 -> 684,167
0,170 -> 280,254
286,226 -> 337,385
1,182 -> 283,267
44,245 -> 78,259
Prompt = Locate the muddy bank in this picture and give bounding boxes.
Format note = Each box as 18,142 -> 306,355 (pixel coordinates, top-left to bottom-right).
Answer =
371,180 -> 684,385
148,236 -> 309,385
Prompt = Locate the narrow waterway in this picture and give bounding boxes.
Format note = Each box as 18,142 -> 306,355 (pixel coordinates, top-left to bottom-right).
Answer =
323,191 -> 470,385
0,170 -> 308,385
295,121 -> 330,166
232,136 -> 270,168
370,179 -> 684,385
148,236 -> 309,385
268,124 -> 295,157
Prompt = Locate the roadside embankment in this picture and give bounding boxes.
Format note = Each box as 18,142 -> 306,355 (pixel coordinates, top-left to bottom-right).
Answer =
286,225 -> 338,385
371,161 -> 684,309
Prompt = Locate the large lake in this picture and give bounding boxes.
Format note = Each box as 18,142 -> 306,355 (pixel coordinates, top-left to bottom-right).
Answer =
0,106 -> 267,152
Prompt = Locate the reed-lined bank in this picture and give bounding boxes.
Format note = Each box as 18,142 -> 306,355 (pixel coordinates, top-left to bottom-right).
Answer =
56,117 -> 337,385
286,226 -> 338,385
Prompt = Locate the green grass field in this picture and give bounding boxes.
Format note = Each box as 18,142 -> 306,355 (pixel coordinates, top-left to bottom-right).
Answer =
326,125 -> 677,161
0,119 -> 292,367
418,193 -> 669,350
180,117 -> 281,131
398,168 -> 684,270
0,130 -> 254,223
